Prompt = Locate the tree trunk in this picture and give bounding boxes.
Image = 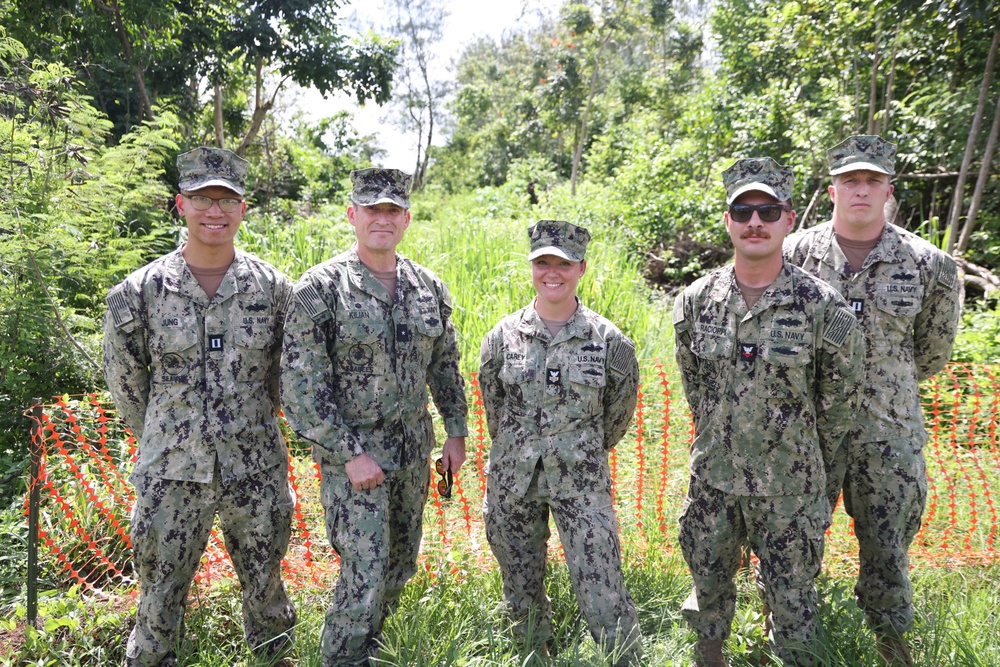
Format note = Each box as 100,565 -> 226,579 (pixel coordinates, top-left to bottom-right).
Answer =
413,48 -> 435,190
946,26 -> 999,253
957,90 -> 1000,254
865,22 -> 881,135
213,81 -> 224,148
235,61 -> 286,158
879,37 -> 899,135
571,29 -> 613,197
100,0 -> 154,122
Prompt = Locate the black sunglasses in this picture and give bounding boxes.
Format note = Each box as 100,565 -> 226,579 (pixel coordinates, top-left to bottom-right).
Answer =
728,203 -> 789,223
434,458 -> 453,500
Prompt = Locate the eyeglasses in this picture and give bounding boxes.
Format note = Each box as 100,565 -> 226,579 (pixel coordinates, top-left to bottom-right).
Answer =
435,458 -> 453,500
728,203 -> 789,223
184,194 -> 244,213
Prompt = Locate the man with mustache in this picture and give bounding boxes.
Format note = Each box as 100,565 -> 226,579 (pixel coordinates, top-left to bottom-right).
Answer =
673,157 -> 864,666
784,136 -> 961,665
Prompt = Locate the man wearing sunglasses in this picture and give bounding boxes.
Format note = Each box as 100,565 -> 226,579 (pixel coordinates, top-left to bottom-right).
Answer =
103,147 -> 297,666
479,220 -> 643,666
674,158 -> 864,666
281,168 -> 468,666
784,136 -> 961,665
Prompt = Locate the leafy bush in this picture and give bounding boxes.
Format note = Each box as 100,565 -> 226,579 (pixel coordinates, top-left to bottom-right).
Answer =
951,298 -> 1000,364
0,36 -> 178,504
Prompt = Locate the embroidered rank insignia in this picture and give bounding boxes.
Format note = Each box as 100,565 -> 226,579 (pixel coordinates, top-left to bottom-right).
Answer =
208,334 -> 224,351
823,308 -> 856,348
739,342 -> 757,361
851,298 -> 865,316
296,283 -> 331,323
106,285 -> 135,329
546,368 -> 562,386
609,337 -> 636,375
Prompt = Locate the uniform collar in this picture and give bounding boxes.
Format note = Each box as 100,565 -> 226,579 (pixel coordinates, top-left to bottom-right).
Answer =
517,298 -> 588,344
813,220 -> 908,270
346,245 -> 424,305
708,264 -> 796,318
162,247 -> 257,303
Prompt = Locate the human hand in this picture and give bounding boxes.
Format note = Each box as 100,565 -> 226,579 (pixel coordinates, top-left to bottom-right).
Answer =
440,436 -> 467,474
345,452 -> 385,491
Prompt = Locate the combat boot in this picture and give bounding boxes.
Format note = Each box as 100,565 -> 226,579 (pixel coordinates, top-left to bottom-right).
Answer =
876,634 -> 913,666
694,638 -> 728,667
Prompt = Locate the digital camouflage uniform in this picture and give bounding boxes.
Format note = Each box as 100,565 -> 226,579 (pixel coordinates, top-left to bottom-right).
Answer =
784,136 -> 961,637
674,159 -> 865,665
280,169 -> 468,667
479,220 -> 643,666
103,146 -> 296,667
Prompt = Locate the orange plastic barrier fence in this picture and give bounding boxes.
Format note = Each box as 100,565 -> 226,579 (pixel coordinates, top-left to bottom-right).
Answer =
23,362 -> 1000,595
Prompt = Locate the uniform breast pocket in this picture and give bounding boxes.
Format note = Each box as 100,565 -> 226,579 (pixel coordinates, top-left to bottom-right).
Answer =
150,326 -> 198,384
876,285 -> 922,321
567,364 -> 606,418
874,284 -> 923,349
499,363 -> 535,415
233,324 -> 274,383
336,311 -> 387,376
689,333 -> 733,394
411,310 -> 444,363
759,341 -> 812,399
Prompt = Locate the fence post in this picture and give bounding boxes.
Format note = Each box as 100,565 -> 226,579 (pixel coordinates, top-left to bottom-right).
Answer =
27,401 -> 42,629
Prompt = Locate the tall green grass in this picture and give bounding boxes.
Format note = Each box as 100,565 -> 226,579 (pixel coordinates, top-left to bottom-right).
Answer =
7,557 -> 1000,666
237,187 -> 676,373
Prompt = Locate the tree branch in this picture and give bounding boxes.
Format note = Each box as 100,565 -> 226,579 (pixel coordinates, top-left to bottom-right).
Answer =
17,211 -> 100,372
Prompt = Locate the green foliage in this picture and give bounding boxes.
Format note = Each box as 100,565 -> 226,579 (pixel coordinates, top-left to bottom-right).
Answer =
239,185 -> 675,368
951,298 -> 1000,364
6,547 -> 1000,665
0,36 -> 177,503
248,109 -> 385,211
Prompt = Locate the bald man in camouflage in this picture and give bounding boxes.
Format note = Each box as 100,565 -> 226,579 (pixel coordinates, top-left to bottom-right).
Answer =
674,158 -> 864,666
479,220 -> 643,666
103,147 -> 296,666
280,168 -> 468,666
784,136 -> 961,665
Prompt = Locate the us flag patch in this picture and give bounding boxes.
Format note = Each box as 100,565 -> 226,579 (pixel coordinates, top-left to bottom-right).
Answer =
296,283 -> 331,323
823,308 -> 856,348
106,286 -> 135,329
609,337 -> 635,375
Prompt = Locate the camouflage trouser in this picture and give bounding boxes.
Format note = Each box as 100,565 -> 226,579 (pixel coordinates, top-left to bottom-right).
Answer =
826,437 -> 926,636
318,458 -> 430,667
484,466 -> 643,665
126,464 -> 297,667
679,476 -> 828,666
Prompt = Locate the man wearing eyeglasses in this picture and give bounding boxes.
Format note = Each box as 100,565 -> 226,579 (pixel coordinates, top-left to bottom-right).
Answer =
673,158 -> 864,666
784,136 -> 961,665
103,147 -> 296,666
280,168 -> 468,666
478,220 -> 643,666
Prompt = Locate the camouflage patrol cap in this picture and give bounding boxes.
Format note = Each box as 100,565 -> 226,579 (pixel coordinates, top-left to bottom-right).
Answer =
527,220 -> 590,262
722,157 -> 794,204
350,168 -> 412,209
177,147 -> 248,196
828,135 -> 896,176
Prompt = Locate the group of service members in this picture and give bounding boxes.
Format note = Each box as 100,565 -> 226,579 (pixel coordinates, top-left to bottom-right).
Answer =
103,133 -> 959,667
